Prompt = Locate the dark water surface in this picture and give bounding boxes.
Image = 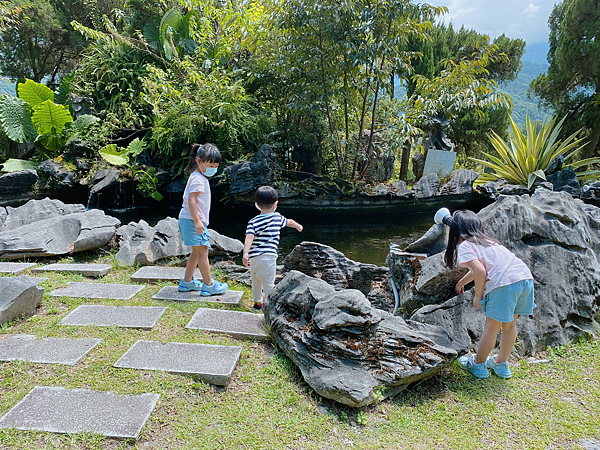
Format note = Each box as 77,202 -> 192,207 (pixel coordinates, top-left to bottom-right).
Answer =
113,208 -> 434,266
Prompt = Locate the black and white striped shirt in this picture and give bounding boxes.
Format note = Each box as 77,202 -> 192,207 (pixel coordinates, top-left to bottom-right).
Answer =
246,212 -> 287,258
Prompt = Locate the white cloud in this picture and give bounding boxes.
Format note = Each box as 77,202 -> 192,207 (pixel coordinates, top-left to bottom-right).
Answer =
425,0 -> 555,44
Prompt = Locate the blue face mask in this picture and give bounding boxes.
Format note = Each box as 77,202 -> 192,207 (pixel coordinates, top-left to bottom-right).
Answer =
203,167 -> 218,177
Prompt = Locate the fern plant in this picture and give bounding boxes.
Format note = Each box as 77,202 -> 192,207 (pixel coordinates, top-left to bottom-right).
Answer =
472,114 -> 600,188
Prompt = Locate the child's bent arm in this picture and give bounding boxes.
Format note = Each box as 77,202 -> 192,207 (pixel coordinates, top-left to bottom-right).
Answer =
242,234 -> 254,267
455,270 -> 474,294
464,259 -> 486,308
188,191 -> 205,234
287,219 -> 303,232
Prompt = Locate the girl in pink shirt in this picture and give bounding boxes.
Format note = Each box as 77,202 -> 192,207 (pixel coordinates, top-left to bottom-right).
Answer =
445,210 -> 535,379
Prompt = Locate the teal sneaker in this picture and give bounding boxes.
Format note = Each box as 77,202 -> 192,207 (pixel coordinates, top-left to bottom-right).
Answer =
178,278 -> 203,292
201,280 -> 228,296
458,355 -> 489,379
486,356 -> 511,379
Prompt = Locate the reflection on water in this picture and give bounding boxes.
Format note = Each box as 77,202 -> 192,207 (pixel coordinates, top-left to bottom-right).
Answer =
110,208 -> 434,266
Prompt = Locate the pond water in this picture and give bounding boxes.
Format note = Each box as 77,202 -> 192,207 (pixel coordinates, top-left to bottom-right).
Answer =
112,208 -> 434,266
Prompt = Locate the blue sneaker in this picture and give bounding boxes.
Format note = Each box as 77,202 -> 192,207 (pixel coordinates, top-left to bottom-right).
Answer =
200,280 -> 228,296
178,278 -> 203,292
458,354 -> 489,379
486,356 -> 511,379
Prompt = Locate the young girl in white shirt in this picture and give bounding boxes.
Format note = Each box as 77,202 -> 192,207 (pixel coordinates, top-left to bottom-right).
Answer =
178,143 -> 228,296
445,209 -> 535,379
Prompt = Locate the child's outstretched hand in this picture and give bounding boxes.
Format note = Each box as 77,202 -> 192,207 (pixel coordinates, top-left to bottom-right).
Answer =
296,223 -> 303,232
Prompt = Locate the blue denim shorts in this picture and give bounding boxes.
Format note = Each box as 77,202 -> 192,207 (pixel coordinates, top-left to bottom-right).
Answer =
481,279 -> 535,323
178,218 -> 211,247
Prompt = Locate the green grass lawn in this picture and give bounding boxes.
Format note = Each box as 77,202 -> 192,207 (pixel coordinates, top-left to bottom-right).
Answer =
0,252 -> 598,449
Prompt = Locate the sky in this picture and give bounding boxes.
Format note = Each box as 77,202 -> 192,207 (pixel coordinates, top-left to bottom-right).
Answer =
424,0 -> 557,45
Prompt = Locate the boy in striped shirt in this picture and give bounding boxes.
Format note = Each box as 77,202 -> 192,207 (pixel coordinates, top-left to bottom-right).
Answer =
242,186 -> 303,310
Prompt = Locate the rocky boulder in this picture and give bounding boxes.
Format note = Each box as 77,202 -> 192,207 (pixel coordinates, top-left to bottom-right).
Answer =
408,190 -> 600,354
115,218 -> 243,266
221,144 -> 280,196
413,173 -> 440,198
265,271 -> 467,407
439,169 -> 479,195
0,277 -> 45,324
0,208 -> 120,259
404,223 -> 447,256
0,198 -> 84,232
37,160 -> 76,188
282,241 -> 392,310
0,170 -> 38,196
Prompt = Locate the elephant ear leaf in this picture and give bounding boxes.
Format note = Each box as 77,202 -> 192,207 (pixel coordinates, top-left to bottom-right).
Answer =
31,100 -> 73,135
99,144 -> 130,166
143,16 -> 160,49
18,79 -> 54,109
0,95 -> 37,143
1,158 -> 37,173
126,138 -> 145,158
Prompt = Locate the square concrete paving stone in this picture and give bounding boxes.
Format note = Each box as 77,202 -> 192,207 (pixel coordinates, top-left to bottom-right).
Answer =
0,335 -> 101,365
130,266 -> 202,283
32,263 -> 112,277
0,386 -> 159,440
114,340 -> 242,386
152,286 -> 242,305
60,305 -> 167,330
186,309 -> 269,342
51,282 -> 144,300
0,262 -> 36,274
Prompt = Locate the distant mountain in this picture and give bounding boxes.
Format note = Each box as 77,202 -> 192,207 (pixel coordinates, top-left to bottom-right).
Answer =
500,61 -> 553,127
523,42 -> 550,65
0,77 -> 15,96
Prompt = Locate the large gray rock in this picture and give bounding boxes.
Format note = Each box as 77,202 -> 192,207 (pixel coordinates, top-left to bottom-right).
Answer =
115,218 -> 243,266
0,170 -> 38,196
413,173 -> 440,198
264,271 -> 466,407
0,277 -> 44,324
37,160 -> 76,188
282,241 -> 391,309
220,144 -> 280,196
0,198 -> 84,232
0,209 -> 120,259
404,223 -> 447,256
439,169 -> 479,195
476,179 -> 530,199
408,190 -> 600,354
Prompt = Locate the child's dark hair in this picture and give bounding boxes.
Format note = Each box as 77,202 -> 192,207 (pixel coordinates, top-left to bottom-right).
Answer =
444,209 -> 499,269
255,186 -> 279,208
184,143 -> 222,174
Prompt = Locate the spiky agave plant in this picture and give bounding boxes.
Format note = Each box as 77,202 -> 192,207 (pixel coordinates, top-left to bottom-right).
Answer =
471,113 -> 600,188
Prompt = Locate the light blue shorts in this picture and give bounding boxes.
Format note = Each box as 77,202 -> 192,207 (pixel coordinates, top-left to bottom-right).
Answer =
178,218 -> 211,247
481,279 -> 535,323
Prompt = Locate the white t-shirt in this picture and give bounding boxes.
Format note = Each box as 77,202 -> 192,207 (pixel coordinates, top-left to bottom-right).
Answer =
457,240 -> 533,295
178,171 -> 211,224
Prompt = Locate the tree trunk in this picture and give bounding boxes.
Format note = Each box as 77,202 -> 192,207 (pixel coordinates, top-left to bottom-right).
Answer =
400,140 -> 411,181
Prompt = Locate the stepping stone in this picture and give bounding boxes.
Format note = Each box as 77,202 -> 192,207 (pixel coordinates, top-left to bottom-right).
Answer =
130,266 -> 202,283
60,306 -> 166,330
152,287 -> 242,305
114,340 -> 242,386
51,282 -> 144,300
186,309 -> 268,342
0,262 -> 36,274
0,386 -> 159,440
32,263 -> 112,277
0,334 -> 101,365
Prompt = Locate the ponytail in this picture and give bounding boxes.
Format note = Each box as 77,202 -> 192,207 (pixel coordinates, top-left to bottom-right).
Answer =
184,143 -> 222,174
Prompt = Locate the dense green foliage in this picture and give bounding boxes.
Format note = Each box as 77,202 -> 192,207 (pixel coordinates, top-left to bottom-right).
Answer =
530,0 -> 600,158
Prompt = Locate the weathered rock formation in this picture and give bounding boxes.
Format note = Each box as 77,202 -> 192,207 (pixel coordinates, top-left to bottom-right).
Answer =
220,144 -> 280,196
283,241 -> 392,310
406,190 -> 600,354
265,271 -> 467,407
0,170 -> 38,197
0,200 -> 120,259
115,218 -> 244,266
0,277 -> 45,324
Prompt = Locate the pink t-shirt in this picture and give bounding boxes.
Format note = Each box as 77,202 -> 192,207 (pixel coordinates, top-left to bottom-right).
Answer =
457,240 -> 532,294
178,171 -> 211,225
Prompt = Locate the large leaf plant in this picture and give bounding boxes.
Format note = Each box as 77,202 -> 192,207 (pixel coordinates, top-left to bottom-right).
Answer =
472,113 -> 600,188
0,78 -> 75,155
